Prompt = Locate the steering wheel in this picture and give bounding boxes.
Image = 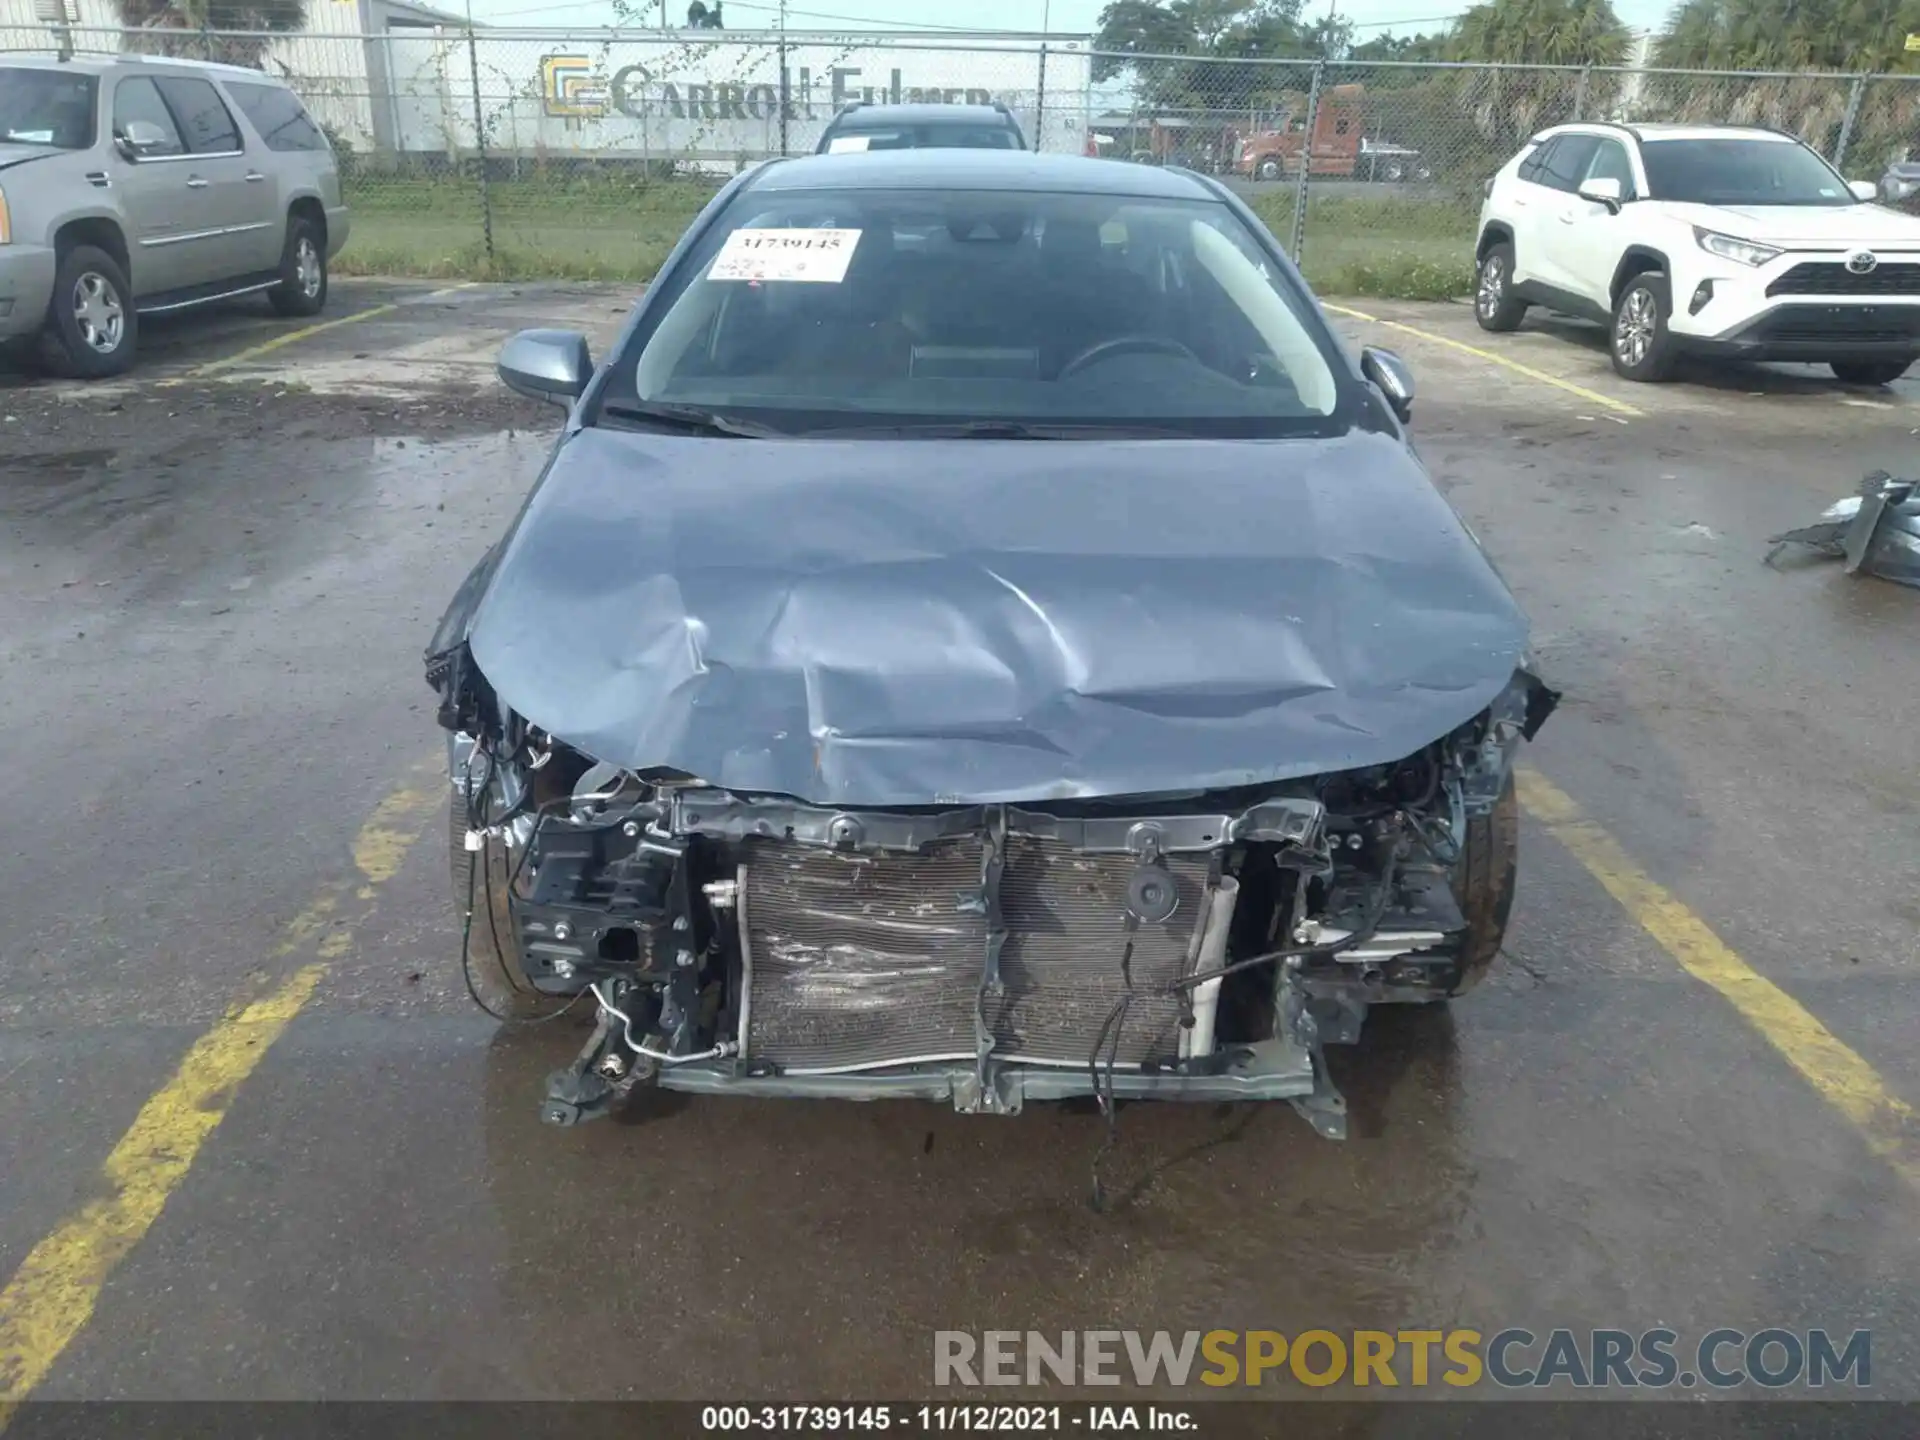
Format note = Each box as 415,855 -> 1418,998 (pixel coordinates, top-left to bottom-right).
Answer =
1057,334 -> 1201,380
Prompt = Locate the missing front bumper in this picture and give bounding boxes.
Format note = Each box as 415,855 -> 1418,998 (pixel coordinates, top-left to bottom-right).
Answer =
652,1035 -> 1320,1113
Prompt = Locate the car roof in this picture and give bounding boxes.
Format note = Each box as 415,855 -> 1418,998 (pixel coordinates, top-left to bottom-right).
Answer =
1630,123 -> 1797,142
0,49 -> 278,82
828,103 -> 1014,127
749,149 -> 1224,199
1535,121 -> 1799,145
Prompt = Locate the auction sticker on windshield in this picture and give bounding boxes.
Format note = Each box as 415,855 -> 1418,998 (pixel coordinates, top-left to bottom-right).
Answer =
708,228 -> 862,282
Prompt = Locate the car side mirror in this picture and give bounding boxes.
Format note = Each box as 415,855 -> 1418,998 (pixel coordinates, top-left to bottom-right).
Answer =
1850,179 -> 1880,202
114,118 -> 172,161
1360,346 -> 1414,423
497,329 -> 592,407
1577,176 -> 1623,213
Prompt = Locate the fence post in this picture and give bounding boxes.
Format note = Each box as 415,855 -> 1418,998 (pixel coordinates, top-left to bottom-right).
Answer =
1289,61 -> 1323,265
464,21 -> 494,264
1834,74 -> 1866,171
778,29 -> 790,155
1035,42 -> 1049,152
1573,66 -> 1590,122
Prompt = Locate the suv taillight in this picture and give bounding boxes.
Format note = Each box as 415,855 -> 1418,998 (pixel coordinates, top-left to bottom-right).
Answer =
0,186 -> 10,245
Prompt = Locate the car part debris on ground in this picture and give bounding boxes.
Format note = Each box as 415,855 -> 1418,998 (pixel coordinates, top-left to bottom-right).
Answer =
1766,470 -> 1920,589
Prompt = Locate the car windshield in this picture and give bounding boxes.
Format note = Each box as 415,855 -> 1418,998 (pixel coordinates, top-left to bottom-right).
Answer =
1640,137 -> 1854,207
605,185 -> 1346,437
827,125 -> 1020,152
0,68 -> 97,149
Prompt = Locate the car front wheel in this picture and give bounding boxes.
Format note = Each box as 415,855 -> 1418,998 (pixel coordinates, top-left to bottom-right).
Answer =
1611,272 -> 1678,382
40,244 -> 137,379
1474,242 -> 1527,332
1255,157 -> 1282,181
1830,359 -> 1912,386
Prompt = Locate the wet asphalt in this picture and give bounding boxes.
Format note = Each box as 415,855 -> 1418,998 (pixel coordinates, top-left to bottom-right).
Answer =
0,282 -> 1916,1410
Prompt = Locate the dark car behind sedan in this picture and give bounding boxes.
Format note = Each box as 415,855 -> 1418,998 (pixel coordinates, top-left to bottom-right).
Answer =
816,100 -> 1028,153
425,150 -> 1556,1153
1881,159 -> 1920,214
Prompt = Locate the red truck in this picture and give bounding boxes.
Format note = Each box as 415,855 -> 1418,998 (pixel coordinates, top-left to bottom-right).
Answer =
1233,84 -> 1430,182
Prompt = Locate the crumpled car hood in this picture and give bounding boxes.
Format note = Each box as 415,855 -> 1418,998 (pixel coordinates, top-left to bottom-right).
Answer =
464,427 -> 1532,806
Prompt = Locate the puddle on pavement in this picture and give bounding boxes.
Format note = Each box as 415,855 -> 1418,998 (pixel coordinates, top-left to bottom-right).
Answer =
0,429 -> 553,634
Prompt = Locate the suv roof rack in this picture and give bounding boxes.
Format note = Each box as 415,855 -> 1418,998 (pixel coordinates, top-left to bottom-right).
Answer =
1528,120 -> 1640,142
0,47 -> 266,74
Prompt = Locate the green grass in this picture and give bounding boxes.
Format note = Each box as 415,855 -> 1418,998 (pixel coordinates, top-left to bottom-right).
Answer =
334,175 -> 719,283
1247,193 -> 1479,301
334,175 -> 1479,300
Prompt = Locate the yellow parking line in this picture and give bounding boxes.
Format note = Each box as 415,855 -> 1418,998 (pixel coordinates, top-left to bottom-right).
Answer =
0,774 -> 443,1423
154,282 -> 480,388
1324,302 -> 1646,420
1517,766 -> 1918,1193
158,303 -> 399,386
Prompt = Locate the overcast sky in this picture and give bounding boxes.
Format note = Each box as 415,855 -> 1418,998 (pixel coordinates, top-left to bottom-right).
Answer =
468,0 -> 1677,40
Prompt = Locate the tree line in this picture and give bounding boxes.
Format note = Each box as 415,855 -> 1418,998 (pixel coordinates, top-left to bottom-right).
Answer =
1095,0 -> 1920,75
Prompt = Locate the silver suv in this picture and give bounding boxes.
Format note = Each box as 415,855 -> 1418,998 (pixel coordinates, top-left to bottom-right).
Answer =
0,52 -> 349,378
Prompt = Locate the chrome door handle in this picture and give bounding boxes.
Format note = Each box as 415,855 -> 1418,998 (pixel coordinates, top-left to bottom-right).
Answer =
245,171 -> 265,182
185,175 -> 208,188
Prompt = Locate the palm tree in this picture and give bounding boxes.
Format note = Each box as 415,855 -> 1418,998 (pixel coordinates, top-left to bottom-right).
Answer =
1439,0 -> 1631,171
114,0 -> 308,68
1644,0 -> 1920,165
1655,0 -> 1920,73
1450,0 -> 1631,66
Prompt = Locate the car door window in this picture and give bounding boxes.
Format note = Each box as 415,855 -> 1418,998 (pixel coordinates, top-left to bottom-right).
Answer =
112,76 -> 185,158
223,81 -> 327,151
1516,138 -> 1554,183
152,76 -> 241,154
1536,134 -> 1599,193
1583,137 -> 1636,198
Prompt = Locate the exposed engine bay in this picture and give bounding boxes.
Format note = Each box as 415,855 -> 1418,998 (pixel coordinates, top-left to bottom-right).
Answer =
433,642 -> 1556,1161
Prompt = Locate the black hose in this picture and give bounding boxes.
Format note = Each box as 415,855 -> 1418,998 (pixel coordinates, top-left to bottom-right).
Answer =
1086,925 -> 1137,1215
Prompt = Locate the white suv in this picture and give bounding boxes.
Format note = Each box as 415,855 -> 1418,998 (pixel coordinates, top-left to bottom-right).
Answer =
1473,123 -> 1920,385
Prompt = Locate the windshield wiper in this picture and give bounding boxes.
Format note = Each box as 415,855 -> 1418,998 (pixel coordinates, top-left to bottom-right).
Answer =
600,401 -> 783,438
803,420 -> 1196,439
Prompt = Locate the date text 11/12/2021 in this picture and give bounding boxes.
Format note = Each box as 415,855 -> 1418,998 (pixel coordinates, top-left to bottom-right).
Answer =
700,1405 -> 1199,1433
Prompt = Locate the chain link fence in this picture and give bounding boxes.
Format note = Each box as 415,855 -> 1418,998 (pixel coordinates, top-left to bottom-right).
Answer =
1093,55 -> 1920,294
9,23 -> 1920,292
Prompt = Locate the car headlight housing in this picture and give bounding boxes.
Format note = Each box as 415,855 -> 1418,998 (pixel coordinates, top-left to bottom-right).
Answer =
1694,226 -> 1781,267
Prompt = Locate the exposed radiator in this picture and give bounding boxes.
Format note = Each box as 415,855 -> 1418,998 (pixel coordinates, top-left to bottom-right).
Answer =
740,837 -> 1209,1074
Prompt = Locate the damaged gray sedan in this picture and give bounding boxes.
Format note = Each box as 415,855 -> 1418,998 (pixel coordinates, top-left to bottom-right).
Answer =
424,150 -> 1557,1143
